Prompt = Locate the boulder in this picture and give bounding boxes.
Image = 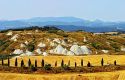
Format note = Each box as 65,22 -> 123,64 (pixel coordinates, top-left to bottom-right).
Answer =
10,34 -> 19,41
6,31 -> 13,36
102,50 -> 109,53
53,38 -> 61,44
25,50 -> 33,56
67,51 -> 75,56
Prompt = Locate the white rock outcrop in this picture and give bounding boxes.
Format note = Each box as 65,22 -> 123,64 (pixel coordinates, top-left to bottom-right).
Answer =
53,38 -> 61,44
20,43 -> 26,48
70,45 -> 83,55
35,48 -> 42,54
121,46 -> 125,51
6,31 -> 13,36
25,41 -> 29,45
67,51 -> 75,56
53,45 -> 64,54
80,46 -> 91,54
13,49 -> 23,54
38,42 -> 46,48
102,50 -> 109,53
50,42 -> 57,47
70,45 -> 91,55
25,50 -> 33,56
43,52 -> 48,56
10,34 -> 19,41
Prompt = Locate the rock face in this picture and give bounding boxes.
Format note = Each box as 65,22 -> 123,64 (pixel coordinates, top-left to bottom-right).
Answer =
38,42 -> 46,48
121,46 -> 125,51
70,45 -> 83,55
67,51 -> 75,56
70,45 -> 91,55
20,43 -> 26,48
53,45 -> 64,54
13,49 -> 23,54
80,46 -> 91,54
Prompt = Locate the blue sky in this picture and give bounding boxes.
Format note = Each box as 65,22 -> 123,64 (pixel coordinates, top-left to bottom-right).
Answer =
0,0 -> 125,21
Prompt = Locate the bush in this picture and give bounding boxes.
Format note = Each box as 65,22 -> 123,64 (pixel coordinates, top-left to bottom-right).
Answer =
91,42 -> 101,49
30,65 -> 37,71
62,64 -> 70,70
87,61 -> 91,67
44,64 -> 51,70
27,43 -> 35,52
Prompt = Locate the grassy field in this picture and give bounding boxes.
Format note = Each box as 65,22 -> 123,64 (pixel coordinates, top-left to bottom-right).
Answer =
2,55 -> 125,67
0,70 -> 124,80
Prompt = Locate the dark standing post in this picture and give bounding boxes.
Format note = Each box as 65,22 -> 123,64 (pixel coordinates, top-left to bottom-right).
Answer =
81,59 -> 83,67
35,59 -> 37,68
101,58 -> 104,66
15,58 -> 18,67
8,57 -> 10,67
28,59 -> 31,67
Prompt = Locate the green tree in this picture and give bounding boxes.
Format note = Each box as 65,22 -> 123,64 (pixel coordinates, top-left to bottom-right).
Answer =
1,57 -> 4,66
87,61 -> 91,67
75,62 -> 77,68
61,59 -> 64,67
81,59 -> 83,67
55,61 -> 57,67
15,58 -> 18,67
41,59 -> 44,67
8,57 -> 10,67
101,58 -> 104,66
28,59 -> 31,67
114,60 -> 117,66
21,59 -> 24,67
68,60 -> 70,66
35,60 -> 37,68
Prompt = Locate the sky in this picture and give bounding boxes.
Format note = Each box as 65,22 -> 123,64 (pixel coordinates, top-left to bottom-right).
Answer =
0,0 -> 125,21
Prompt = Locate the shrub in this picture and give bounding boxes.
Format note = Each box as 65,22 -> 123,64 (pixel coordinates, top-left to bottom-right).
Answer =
91,42 -> 101,49
62,64 -> 70,70
41,59 -> 44,67
28,59 -> 31,67
44,64 -> 51,70
81,59 -> 83,67
27,43 -> 35,52
30,65 -> 37,71
15,58 -> 18,67
87,61 -> 91,67
101,58 -> 104,66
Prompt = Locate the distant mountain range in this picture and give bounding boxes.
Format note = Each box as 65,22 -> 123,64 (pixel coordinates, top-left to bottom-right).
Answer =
0,17 -> 125,32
